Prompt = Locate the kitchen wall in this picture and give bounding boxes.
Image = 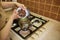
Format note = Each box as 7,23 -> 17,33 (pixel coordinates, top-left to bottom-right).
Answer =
17,0 -> 60,21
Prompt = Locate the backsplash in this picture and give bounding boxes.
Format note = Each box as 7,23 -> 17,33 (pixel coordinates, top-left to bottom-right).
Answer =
17,0 -> 60,21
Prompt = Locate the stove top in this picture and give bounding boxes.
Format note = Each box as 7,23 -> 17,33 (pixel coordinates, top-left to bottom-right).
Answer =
11,14 -> 48,39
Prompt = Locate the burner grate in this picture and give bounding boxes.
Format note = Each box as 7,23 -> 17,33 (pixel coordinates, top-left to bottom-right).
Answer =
11,14 -> 48,39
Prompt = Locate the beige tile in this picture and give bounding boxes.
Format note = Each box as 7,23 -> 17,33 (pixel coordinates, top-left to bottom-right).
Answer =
35,2 -> 39,8
44,4 -> 51,11
57,14 -> 60,21
38,9 -> 44,15
58,7 -> 60,15
53,0 -> 60,6
40,0 -> 45,3
35,0 -> 40,2
43,11 -> 50,17
45,0 -> 52,4
51,6 -> 59,13
33,8 -> 39,14
29,0 -> 35,2
39,3 -> 45,10
49,13 -> 57,20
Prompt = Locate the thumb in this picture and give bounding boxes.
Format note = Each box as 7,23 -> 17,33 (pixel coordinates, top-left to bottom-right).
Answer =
17,15 -> 21,18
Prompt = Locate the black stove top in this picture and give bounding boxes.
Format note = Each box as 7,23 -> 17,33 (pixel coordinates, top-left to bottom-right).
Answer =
11,14 -> 48,39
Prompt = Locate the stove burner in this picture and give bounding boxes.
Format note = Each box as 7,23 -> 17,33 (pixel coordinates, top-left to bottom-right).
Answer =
33,20 -> 40,23
19,30 -> 30,37
11,14 -> 48,39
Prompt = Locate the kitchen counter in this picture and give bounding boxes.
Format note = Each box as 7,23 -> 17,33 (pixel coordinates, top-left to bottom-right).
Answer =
5,10 -> 60,40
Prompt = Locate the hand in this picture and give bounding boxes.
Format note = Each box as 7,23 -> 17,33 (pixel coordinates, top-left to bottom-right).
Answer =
10,9 -> 20,20
15,2 -> 26,10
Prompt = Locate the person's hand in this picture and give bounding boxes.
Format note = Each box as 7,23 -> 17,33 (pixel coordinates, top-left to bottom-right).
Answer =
15,2 -> 26,10
10,9 -> 20,20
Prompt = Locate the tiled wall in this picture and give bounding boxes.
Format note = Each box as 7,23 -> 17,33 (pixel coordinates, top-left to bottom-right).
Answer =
17,0 -> 60,21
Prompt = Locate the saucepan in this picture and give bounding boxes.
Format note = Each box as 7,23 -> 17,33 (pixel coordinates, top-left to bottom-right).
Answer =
16,7 -> 31,31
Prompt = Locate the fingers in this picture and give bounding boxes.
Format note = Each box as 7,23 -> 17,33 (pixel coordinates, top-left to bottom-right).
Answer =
17,15 -> 21,18
13,9 -> 18,14
18,4 -> 26,10
15,2 -> 26,10
22,5 -> 26,10
13,9 -> 16,13
13,9 -> 21,19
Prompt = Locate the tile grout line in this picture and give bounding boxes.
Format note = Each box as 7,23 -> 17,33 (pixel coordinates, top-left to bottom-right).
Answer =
51,0 -> 59,20
43,0 -> 46,16
49,0 -> 53,18
56,7 -> 60,20
23,0 -> 60,21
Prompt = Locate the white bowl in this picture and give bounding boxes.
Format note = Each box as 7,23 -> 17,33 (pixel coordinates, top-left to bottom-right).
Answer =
16,7 -> 29,18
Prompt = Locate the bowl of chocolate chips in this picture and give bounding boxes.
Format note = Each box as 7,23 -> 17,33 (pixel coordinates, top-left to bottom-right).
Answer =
16,7 -> 31,31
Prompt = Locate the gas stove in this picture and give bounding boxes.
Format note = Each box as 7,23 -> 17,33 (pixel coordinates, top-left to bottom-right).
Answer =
11,14 -> 48,39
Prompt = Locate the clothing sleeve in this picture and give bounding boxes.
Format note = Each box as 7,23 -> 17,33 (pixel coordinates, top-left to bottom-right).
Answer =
0,2 -> 7,31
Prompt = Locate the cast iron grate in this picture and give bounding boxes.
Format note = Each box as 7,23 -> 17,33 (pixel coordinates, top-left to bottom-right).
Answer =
11,14 -> 48,39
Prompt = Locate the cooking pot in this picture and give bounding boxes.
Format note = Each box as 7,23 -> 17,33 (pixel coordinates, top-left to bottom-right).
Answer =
16,7 -> 31,31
